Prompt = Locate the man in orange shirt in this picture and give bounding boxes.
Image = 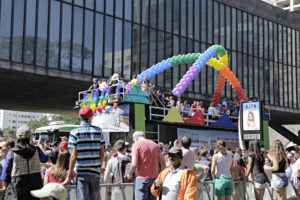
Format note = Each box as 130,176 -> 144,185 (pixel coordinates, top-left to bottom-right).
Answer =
127,131 -> 166,200
151,146 -> 198,200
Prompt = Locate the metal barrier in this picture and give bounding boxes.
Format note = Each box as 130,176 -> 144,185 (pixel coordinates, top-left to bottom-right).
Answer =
198,180 -> 299,200
65,183 -> 135,200
0,180 -> 297,200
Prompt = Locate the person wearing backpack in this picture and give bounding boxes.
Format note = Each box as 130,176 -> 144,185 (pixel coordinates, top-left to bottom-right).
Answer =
104,140 -> 134,199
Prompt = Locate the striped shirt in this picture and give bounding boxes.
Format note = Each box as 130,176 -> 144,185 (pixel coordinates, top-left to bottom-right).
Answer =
68,123 -> 105,177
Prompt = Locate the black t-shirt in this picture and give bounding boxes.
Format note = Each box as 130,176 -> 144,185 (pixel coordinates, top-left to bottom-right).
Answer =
91,83 -> 99,89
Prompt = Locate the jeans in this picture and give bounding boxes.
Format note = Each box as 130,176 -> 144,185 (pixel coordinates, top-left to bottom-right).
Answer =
76,174 -> 100,200
135,178 -> 156,200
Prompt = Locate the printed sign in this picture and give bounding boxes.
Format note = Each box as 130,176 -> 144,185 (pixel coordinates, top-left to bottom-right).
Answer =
177,128 -> 239,150
241,101 -> 262,132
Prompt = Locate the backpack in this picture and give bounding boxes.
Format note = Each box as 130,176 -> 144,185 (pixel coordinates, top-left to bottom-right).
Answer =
114,156 -> 135,183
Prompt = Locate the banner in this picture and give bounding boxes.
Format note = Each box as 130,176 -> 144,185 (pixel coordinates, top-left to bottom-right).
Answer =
92,104 -> 129,132
177,128 -> 239,150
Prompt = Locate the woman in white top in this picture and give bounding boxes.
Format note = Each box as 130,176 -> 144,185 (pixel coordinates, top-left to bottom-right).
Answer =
211,140 -> 234,200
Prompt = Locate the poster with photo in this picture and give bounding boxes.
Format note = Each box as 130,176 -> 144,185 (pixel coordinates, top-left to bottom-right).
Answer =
241,101 -> 261,132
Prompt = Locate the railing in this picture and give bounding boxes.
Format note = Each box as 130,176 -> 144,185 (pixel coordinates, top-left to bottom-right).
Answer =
77,84 -> 127,106
149,106 -> 239,126
0,180 -> 297,200
62,180 -> 297,200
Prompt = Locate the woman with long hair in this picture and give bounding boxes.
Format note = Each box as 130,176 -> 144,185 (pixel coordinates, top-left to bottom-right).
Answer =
246,140 -> 269,200
264,140 -> 288,200
44,150 -> 75,186
211,140 -> 234,200
0,125 -> 49,200
291,147 -> 300,197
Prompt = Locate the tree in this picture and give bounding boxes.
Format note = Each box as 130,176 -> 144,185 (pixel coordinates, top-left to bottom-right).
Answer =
28,116 -> 50,131
51,115 -> 80,125
0,128 -> 16,138
27,115 -> 79,131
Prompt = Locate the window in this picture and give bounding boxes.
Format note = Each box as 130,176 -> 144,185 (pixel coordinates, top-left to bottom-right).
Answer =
220,4 -> 225,47
114,19 -> 123,75
106,0 -> 114,15
12,0 -> 24,62
225,6 -> 230,49
104,16 -> 113,77
125,0 -> 132,21
194,0 -> 200,40
36,0 -> 48,67
61,4 -> 72,71
115,0 -> 123,18
131,24 -> 140,77
83,10 -> 94,74
96,0 -> 104,12
24,0 -> 36,64
72,7 -> 83,73
157,32 -> 164,86
133,0 -> 140,23
86,0 -> 94,9
207,0 -> 213,44
165,33 -> 172,88
231,8 -> 236,51
173,0 -> 179,34
48,0 -> 60,68
181,0 -> 187,36
188,0 -> 193,38
166,0 -> 172,32
158,0 -> 164,30
150,0 -> 157,28
94,14 -> 104,76
213,1 -> 219,44
141,0 -> 149,25
140,26 -> 148,72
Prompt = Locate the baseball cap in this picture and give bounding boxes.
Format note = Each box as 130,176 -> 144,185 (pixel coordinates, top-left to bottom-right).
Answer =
16,125 -> 32,139
167,146 -> 182,156
59,141 -> 69,152
31,183 -> 68,200
79,107 -> 93,119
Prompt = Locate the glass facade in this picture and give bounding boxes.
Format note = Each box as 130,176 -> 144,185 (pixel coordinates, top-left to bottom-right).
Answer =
0,0 -> 299,109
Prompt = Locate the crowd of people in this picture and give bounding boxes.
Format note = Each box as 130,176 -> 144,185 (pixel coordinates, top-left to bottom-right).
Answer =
0,106 -> 297,200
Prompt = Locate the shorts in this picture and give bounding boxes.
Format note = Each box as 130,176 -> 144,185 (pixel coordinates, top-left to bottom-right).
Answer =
214,178 -> 234,196
271,173 -> 288,191
253,181 -> 269,189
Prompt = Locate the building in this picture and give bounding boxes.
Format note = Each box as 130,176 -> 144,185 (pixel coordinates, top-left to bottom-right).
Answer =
0,0 -> 300,123
0,110 -> 45,130
262,0 -> 300,14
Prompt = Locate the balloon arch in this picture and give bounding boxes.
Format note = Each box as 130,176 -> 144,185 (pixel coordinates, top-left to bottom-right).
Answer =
126,45 -> 247,106
85,45 -> 248,113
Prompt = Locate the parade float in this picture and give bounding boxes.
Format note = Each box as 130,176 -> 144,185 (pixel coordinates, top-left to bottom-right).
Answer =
78,45 -> 269,149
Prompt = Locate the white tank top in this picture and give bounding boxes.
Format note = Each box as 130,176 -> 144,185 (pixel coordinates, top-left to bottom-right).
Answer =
215,152 -> 233,178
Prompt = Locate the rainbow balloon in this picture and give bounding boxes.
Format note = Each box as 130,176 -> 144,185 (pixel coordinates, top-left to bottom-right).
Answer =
125,45 -> 247,105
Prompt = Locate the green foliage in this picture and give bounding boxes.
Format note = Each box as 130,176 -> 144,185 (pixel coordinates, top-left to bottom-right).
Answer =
28,116 -> 50,131
27,115 -> 79,131
51,115 -> 80,125
0,128 -> 16,138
